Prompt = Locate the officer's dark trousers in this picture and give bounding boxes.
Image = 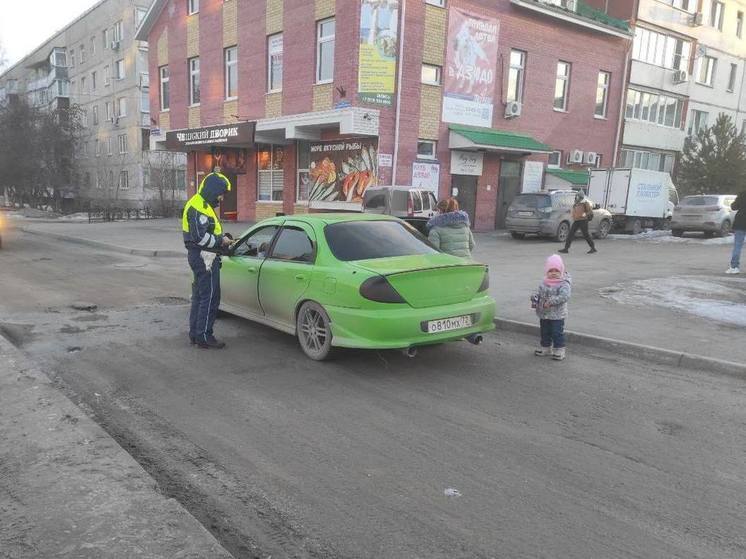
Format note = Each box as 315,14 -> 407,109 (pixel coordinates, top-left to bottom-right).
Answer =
564,219 -> 595,250
188,249 -> 221,343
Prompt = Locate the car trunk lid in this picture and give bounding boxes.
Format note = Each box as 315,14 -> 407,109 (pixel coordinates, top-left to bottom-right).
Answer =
351,254 -> 486,308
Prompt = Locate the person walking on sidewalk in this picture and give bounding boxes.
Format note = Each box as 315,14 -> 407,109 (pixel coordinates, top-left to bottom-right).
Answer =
182,168 -> 233,349
427,198 -> 475,258
559,191 -> 596,254
726,190 -> 745,274
531,254 -> 572,361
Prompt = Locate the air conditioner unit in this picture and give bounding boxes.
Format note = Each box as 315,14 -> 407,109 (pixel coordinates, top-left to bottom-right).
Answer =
672,70 -> 689,84
504,101 -> 522,119
690,12 -> 704,26
111,40 -> 120,51
569,149 -> 584,164
585,151 -> 598,165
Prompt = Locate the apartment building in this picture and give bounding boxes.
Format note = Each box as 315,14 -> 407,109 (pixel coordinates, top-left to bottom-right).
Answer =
0,0 -> 187,210
136,0 -> 633,230
622,0 -> 746,173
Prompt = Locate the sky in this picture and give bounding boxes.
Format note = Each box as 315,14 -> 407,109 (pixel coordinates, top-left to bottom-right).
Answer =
0,0 -> 102,69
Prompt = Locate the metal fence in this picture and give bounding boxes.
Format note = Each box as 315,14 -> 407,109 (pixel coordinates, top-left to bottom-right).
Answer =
87,207 -> 155,223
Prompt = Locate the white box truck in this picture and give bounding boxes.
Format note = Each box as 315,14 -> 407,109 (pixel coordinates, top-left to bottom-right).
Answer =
588,168 -> 678,234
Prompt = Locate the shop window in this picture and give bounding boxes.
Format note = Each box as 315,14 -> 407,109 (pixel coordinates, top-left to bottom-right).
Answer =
258,145 -> 285,202
297,141 -> 311,202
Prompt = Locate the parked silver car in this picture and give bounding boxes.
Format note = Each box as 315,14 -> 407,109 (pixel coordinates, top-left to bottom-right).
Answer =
506,190 -> 613,242
670,194 -> 737,237
362,186 -> 438,234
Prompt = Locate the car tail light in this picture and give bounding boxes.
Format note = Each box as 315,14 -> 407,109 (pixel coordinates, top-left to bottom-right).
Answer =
360,276 -> 406,304
478,268 -> 490,292
407,195 -> 414,217
704,206 -> 720,211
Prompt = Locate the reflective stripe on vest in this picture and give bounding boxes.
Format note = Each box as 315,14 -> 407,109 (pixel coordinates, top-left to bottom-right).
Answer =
181,193 -> 223,235
197,172 -> 232,194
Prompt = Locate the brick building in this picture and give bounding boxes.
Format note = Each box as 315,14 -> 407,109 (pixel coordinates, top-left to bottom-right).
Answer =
136,0 -> 634,230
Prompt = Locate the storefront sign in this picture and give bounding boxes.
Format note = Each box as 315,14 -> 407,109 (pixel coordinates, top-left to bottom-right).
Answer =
308,138 -> 379,208
165,121 -> 254,150
412,162 -> 440,194
378,153 -> 393,167
442,8 -> 500,128
451,150 -> 483,176
358,0 -> 400,106
522,161 -> 544,193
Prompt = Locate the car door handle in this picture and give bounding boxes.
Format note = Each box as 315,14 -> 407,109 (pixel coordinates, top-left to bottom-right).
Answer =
295,274 -> 307,281
247,266 -> 257,274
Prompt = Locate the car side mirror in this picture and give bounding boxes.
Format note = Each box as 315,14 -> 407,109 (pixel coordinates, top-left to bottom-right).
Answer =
593,204 -> 601,210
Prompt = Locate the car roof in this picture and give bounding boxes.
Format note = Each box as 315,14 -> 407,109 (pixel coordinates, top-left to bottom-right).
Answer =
364,185 -> 430,192
266,213 -> 400,225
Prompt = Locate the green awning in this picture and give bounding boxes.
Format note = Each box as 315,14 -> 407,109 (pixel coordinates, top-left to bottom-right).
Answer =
546,168 -> 590,186
448,124 -> 552,154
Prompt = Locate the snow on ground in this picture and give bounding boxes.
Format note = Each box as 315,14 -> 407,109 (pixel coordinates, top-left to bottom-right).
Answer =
600,275 -> 746,327
607,230 -> 733,245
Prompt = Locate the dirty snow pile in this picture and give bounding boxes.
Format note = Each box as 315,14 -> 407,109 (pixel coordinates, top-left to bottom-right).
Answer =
600,275 -> 746,327
607,230 -> 733,245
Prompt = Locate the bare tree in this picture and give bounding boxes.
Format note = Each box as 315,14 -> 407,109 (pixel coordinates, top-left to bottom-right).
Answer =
145,150 -> 185,217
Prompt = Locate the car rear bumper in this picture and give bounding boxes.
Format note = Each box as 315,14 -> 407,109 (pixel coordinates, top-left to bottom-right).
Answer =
326,295 -> 496,349
671,219 -> 720,231
505,217 -> 555,235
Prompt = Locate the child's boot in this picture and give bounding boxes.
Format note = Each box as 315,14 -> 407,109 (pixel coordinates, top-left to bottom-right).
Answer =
534,347 -> 552,356
552,347 -> 566,361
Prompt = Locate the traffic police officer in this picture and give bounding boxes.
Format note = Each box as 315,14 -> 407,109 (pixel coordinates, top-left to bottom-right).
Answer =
183,166 -> 233,349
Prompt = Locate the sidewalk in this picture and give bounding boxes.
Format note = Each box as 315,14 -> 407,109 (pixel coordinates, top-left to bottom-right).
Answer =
0,332 -> 233,558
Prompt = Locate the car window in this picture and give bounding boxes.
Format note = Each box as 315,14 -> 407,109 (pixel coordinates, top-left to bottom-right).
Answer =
232,226 -> 278,258
682,196 -> 718,206
420,191 -> 431,211
412,191 -> 423,212
363,193 -> 386,210
553,194 -> 574,209
325,220 -> 437,261
428,192 -> 438,210
513,194 -> 551,209
270,227 -> 315,263
391,190 -> 408,212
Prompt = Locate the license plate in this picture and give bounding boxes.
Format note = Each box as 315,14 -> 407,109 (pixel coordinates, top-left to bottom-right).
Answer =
427,315 -> 473,334
518,211 -> 533,217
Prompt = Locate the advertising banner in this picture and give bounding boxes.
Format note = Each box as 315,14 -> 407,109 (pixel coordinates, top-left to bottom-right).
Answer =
522,161 -> 544,193
442,8 -> 500,128
451,150 -> 484,176
358,0 -> 400,106
308,138 -> 379,208
412,162 -> 441,195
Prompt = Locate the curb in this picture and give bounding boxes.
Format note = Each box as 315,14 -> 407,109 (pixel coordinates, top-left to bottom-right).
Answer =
494,318 -> 746,379
20,227 -> 184,258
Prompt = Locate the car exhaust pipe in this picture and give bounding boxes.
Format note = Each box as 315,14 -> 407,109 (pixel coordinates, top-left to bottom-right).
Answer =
466,334 -> 483,346
403,347 -> 418,358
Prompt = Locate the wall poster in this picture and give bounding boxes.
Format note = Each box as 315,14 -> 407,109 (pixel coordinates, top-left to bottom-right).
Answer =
358,0 -> 400,106
442,8 -> 500,128
308,138 -> 379,208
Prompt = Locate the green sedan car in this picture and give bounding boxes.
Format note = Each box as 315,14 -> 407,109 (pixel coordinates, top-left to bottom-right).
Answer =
220,213 -> 495,360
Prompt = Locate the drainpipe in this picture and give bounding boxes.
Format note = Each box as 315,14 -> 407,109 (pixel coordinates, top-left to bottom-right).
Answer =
391,0 -> 407,186
612,37 -> 632,167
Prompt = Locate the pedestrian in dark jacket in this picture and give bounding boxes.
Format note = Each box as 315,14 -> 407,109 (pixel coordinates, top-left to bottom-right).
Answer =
559,191 -> 597,254
427,198 -> 475,258
531,254 -> 572,361
726,191 -> 746,274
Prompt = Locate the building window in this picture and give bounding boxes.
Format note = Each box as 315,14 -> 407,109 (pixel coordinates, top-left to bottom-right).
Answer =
225,46 -> 238,99
595,71 -> 610,118
417,139 -> 437,160
159,66 -> 170,110
113,20 -> 123,43
548,151 -> 562,168
70,49 -> 75,68
507,50 -> 526,103
257,145 -> 285,201
621,149 -> 675,172
107,137 -> 113,156
92,105 -> 99,125
104,65 -> 110,85
91,36 -> 97,56
297,141 -> 311,202
103,29 -> 109,50
119,170 -> 129,190
91,71 -> 97,91
118,134 -> 128,154
710,1 -> 724,30
553,61 -> 570,111
425,0 -> 446,6
95,139 -> 101,156
136,7 -> 148,28
625,88 -> 683,128
267,34 -> 283,92
738,11 -> 744,38
141,87 -> 150,113
115,59 -> 125,80
688,109 -> 709,135
632,27 -> 691,71
105,101 -> 113,121
117,97 -> 127,118
696,55 -> 717,86
188,0 -> 199,15
742,120 -> 746,136
80,44 -> 86,64
80,77 -> 86,94
316,18 -> 335,83
421,63 -> 442,86
189,57 -> 200,105
728,63 -> 738,92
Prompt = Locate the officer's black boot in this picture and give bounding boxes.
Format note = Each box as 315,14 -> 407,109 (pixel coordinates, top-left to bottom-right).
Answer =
197,336 -> 226,349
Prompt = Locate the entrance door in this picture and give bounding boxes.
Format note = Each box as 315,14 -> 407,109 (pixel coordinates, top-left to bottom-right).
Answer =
221,173 -> 238,221
496,161 -> 522,229
452,175 -> 478,227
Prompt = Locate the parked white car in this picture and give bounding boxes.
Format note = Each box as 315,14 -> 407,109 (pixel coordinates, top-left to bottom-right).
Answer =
671,194 -> 737,237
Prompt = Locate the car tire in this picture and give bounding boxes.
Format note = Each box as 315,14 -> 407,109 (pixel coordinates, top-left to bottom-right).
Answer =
630,218 -> 643,235
671,229 -> 684,237
718,220 -> 732,237
296,301 -> 334,361
556,222 -> 571,243
510,231 -> 526,240
597,219 -> 611,239
703,231 -> 714,238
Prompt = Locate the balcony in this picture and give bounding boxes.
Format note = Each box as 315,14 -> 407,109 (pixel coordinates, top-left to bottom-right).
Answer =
510,0 -> 632,38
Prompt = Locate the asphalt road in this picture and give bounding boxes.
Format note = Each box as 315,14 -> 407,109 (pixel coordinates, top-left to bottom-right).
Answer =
2,230 -> 745,559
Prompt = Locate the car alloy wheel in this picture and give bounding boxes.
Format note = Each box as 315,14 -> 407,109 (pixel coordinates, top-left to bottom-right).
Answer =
598,219 -> 611,239
510,231 -> 526,240
631,218 -> 642,235
297,301 -> 333,361
671,229 -> 684,237
556,222 -> 570,243
719,220 -> 732,237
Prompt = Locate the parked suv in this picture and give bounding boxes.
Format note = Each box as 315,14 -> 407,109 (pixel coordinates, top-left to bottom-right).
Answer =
506,190 -> 613,242
670,194 -> 737,237
362,186 -> 438,235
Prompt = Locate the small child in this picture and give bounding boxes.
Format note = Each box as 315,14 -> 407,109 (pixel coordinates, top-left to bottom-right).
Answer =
531,254 -> 572,361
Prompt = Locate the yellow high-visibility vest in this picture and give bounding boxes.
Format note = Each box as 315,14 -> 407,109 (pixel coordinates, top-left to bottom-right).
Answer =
181,193 -> 223,235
